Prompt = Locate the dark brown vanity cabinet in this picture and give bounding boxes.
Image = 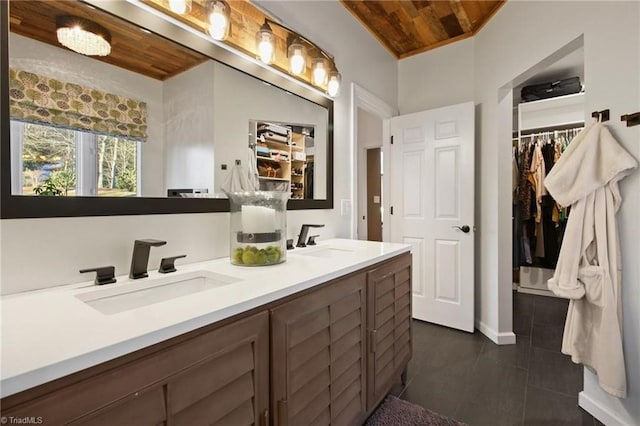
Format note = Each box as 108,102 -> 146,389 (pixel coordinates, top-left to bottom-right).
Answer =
269,251 -> 412,425
1,253 -> 411,426
0,311 -> 270,426
366,254 -> 412,411
271,272 -> 368,426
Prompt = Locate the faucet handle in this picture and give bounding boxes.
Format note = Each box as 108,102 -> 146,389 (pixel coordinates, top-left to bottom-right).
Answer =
80,266 -> 117,285
158,255 -> 187,274
307,235 -> 320,246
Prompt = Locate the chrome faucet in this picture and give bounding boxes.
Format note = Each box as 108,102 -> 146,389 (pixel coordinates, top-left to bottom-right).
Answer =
296,224 -> 325,248
129,239 -> 166,279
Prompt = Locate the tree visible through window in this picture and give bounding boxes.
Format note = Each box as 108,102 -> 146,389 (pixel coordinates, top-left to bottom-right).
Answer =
13,121 -> 139,197
22,124 -> 76,196
97,135 -> 138,196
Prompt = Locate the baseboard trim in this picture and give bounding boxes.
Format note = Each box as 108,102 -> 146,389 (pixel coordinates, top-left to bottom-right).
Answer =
474,320 -> 516,345
579,391 -> 630,426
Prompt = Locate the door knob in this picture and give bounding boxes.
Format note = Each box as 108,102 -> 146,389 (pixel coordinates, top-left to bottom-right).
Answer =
452,225 -> 470,233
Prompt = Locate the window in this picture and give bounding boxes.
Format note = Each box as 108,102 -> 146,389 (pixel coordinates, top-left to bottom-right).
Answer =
10,121 -> 140,197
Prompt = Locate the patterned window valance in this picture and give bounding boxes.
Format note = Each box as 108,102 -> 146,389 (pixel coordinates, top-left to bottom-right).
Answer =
9,68 -> 147,141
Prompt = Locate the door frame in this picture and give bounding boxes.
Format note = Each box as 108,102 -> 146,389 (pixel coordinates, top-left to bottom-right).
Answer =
350,83 -> 396,240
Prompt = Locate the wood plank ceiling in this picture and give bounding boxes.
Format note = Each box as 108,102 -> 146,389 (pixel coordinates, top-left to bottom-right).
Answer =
9,0 -> 506,81
340,0 -> 506,59
8,0 -> 209,81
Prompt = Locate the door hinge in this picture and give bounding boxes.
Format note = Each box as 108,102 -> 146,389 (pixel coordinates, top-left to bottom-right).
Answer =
390,206 -> 394,215
390,135 -> 394,144
369,329 -> 377,353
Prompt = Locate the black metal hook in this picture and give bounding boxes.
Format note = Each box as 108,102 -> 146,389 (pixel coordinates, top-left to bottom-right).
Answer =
621,112 -> 640,127
591,109 -> 610,122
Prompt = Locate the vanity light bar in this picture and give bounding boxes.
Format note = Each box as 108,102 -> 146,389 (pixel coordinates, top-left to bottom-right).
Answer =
123,0 -> 332,101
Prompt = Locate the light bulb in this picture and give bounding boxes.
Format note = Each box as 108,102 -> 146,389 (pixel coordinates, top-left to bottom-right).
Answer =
327,71 -> 341,97
290,54 -> 305,74
168,0 -> 192,15
207,0 -> 230,40
258,40 -> 274,64
312,58 -> 328,86
255,22 -> 275,65
288,42 -> 307,75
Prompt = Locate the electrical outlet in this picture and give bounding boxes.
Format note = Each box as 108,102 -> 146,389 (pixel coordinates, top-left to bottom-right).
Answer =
340,199 -> 351,216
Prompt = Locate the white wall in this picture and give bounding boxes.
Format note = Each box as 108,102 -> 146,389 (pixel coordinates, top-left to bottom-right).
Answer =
356,107 -> 382,240
398,37 -> 474,114
398,2 -> 640,424
164,61 -> 216,194
8,34 -> 166,197
0,1 -> 397,294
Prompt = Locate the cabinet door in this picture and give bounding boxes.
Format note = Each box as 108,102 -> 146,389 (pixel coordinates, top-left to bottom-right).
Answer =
366,253 -> 412,411
2,312 -> 269,426
165,311 -> 270,426
271,273 -> 367,426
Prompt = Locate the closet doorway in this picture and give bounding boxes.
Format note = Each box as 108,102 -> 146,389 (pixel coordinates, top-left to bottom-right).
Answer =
499,36 -> 585,345
511,45 -> 584,298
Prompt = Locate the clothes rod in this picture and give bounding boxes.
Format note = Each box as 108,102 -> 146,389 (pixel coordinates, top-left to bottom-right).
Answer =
520,122 -> 584,136
520,128 -> 579,138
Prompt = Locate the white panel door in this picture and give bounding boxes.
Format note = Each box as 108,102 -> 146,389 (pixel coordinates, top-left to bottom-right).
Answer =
388,102 -> 475,332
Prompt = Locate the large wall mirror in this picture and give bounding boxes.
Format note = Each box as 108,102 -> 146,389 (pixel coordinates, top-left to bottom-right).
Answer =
0,0 -> 333,218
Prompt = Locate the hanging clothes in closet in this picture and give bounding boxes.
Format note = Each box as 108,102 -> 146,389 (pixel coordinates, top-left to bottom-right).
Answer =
513,127 -> 582,269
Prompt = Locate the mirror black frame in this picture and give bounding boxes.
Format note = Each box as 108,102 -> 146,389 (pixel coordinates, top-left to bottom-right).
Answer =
0,0 -> 334,219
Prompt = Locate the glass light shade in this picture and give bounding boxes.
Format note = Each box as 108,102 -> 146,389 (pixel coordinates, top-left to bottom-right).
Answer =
168,0 -> 192,14
327,70 -> 341,97
255,23 -> 275,65
56,16 -> 111,57
288,41 -> 307,75
207,0 -> 230,40
311,57 -> 329,86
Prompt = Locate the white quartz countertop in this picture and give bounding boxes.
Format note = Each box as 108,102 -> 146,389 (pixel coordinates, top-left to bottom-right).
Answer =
0,239 -> 410,398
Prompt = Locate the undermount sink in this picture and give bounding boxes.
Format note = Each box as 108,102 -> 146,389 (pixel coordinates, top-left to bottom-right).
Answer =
76,270 -> 240,315
295,246 -> 356,258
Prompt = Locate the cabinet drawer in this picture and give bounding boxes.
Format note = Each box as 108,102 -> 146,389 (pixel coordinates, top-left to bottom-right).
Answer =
70,386 -> 165,426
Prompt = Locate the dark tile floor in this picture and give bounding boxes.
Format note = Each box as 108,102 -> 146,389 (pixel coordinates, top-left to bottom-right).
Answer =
394,292 -> 603,426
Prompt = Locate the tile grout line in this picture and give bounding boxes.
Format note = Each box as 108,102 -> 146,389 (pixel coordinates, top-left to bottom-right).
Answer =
454,339 -> 486,419
526,383 -> 583,399
520,298 -> 535,426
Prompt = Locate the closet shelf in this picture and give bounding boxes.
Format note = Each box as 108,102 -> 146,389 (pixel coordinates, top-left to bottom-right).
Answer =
257,157 -> 289,164
259,138 -> 289,146
258,176 -> 289,181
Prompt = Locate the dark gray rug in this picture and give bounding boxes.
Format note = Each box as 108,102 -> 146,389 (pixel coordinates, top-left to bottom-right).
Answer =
366,395 -> 467,426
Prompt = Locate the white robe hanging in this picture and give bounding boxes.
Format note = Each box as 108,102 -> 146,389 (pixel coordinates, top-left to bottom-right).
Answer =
544,122 -> 637,398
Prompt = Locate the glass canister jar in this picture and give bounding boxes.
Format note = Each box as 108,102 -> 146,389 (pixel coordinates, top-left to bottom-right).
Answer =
226,191 -> 289,266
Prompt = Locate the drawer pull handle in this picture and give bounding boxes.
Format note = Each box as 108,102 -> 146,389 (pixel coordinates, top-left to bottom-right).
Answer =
369,329 -> 377,353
